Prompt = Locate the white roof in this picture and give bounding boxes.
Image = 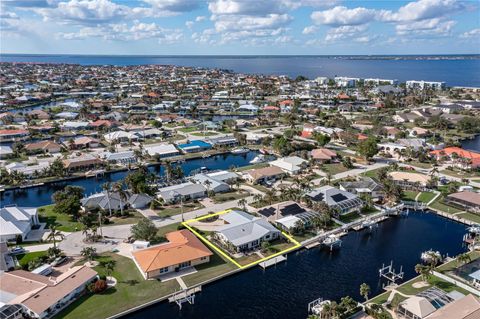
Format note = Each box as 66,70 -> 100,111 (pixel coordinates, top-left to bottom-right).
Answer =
0,146 -> 13,155
276,215 -> 301,229
270,156 -> 307,173
0,206 -> 37,237
104,131 -> 136,141
144,144 -> 179,156
469,269 -> 480,281
401,296 -> 436,318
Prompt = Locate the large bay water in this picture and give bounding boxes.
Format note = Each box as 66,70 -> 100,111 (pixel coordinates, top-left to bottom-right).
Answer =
1,55 -> 479,87
0,151 -> 258,207
126,212 -> 467,319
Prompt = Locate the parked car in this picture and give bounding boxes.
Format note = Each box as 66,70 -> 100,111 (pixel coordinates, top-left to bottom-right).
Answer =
50,256 -> 67,267
9,246 -> 25,255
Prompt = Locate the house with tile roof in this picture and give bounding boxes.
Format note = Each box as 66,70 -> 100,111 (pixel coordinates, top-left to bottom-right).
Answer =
132,229 -> 213,279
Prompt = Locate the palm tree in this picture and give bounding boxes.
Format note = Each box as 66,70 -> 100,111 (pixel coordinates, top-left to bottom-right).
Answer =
415,264 -> 432,282
238,198 -> 248,211
456,252 -> 472,267
252,193 -> 263,204
103,260 -> 116,278
264,189 -> 276,205
81,246 -> 97,261
47,226 -> 64,249
360,283 -> 371,302
102,182 -> 113,217
112,181 -> 127,216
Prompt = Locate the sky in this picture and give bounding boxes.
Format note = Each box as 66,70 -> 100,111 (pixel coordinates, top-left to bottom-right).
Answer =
1,0 -> 479,55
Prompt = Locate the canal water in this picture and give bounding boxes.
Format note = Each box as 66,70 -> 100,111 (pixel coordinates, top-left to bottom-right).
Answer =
0,151 -> 259,207
461,134 -> 480,153
126,212 -> 467,319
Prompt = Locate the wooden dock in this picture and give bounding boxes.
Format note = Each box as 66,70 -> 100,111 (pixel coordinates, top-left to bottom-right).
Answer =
259,255 -> 287,269
168,287 -> 202,303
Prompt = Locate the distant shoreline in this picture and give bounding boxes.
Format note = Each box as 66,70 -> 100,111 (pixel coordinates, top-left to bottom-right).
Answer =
1,53 -> 479,61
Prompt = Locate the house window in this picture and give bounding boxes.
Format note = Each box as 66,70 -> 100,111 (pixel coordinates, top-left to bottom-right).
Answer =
179,261 -> 191,268
200,256 -> 207,260
159,267 -> 169,274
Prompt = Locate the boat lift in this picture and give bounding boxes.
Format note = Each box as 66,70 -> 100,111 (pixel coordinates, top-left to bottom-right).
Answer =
169,287 -> 201,309
379,261 -> 404,288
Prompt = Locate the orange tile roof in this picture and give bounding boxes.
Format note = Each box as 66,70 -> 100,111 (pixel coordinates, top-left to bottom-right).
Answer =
133,230 -> 212,273
430,147 -> 480,160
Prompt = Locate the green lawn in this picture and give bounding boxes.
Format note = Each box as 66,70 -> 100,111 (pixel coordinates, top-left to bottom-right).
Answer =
212,191 -> 249,204
437,251 -> 480,273
178,126 -> 198,133
321,163 -> 350,175
56,253 -> 181,319
182,251 -> 237,287
406,161 -> 433,169
369,291 -> 391,305
106,211 -> 144,226
402,191 -> 419,201
155,202 -> 204,218
458,212 -> 480,224
417,192 -> 436,203
362,167 -> 385,181
339,212 -> 362,223
190,131 -> 218,137
396,275 -> 471,296
441,169 -> 480,179
156,222 -> 182,238
38,205 -> 83,232
235,163 -> 269,172
428,196 -> 463,214
16,251 -> 48,269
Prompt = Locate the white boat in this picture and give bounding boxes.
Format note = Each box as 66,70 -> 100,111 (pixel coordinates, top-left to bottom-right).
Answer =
421,250 -> 442,263
231,147 -> 250,154
468,225 -> 480,234
322,235 -> 342,250
249,154 -> 266,164
310,300 -> 331,315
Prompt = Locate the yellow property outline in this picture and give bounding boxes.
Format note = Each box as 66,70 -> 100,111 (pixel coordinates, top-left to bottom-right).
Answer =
181,209 -> 302,269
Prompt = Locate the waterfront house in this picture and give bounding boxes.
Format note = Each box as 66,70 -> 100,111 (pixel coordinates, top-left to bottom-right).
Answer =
63,154 -> 103,172
158,182 -> 207,203
305,186 -> 364,215
144,143 -> 180,158
101,151 -> 137,165
0,266 -> 97,319
0,206 -> 39,242
270,156 -> 308,175
132,229 -> 213,279
103,131 -> 138,144
388,171 -> 430,190
5,162 -> 50,178
398,296 -> 436,319
192,173 -> 231,193
339,177 -> 384,200
127,194 -> 153,209
310,148 -> 337,163
81,191 -> 128,212
243,166 -> 285,185
25,141 -> 62,154
426,294 -> 480,319
177,140 -> 212,153
430,147 -> 480,170
446,191 -> 480,211
206,135 -> 238,148
214,210 -> 280,253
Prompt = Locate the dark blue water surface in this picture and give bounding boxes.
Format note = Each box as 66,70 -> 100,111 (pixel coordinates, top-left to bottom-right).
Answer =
1,55 -> 479,87
0,151 -> 258,207
461,134 -> 480,152
125,212 -> 467,319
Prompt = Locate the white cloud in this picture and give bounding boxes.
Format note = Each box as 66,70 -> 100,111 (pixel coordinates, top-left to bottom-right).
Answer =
141,0 -> 200,12
213,13 -> 291,32
395,18 -> 456,36
195,15 -> 206,22
185,20 -> 194,28
379,0 -> 467,22
460,28 -> 480,38
57,21 -> 183,43
324,25 -> 368,42
302,25 -> 318,35
0,11 -> 19,19
311,6 -> 377,26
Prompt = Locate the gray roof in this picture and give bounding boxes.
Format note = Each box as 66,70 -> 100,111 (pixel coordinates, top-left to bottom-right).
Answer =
217,211 -> 280,247
158,182 -> 207,201
306,186 -> 363,210
81,191 -> 127,211
339,177 -> 382,192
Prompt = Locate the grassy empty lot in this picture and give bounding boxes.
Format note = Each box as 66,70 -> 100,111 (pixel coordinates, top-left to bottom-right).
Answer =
428,196 -> 463,214
38,205 -> 83,232
190,131 -> 218,137
155,202 -> 204,218
441,169 -> 480,179
369,291 -> 391,305
212,191 -> 249,204
178,126 -> 198,133
321,163 -> 350,175
417,192 -> 436,203
57,253 -> 180,319
402,191 -> 419,201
